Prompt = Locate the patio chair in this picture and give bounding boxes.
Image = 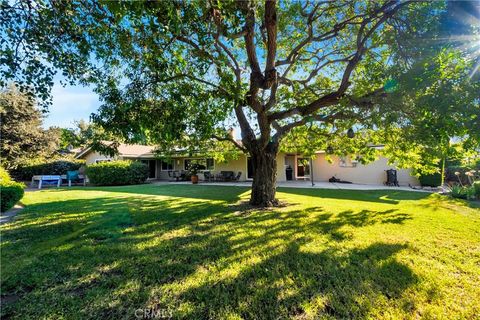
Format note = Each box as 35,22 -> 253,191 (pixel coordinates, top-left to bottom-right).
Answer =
384,169 -> 399,187
167,171 -> 176,182
203,171 -> 214,182
172,171 -> 182,182
220,171 -> 234,181
233,171 -> 242,181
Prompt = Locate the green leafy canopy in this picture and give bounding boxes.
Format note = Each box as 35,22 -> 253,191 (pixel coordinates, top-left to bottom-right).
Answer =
1,0 -> 479,174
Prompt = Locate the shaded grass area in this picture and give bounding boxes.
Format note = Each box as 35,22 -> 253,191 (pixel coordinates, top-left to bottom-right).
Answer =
1,184 -> 479,319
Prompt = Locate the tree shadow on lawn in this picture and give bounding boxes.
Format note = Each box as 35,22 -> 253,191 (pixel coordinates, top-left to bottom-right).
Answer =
69,183 -> 250,202
180,242 -> 417,319
65,183 -> 430,205
278,187 -> 430,205
1,192 -> 418,319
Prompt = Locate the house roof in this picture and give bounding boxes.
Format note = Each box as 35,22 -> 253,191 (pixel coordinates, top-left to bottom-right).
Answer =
76,142 -> 385,159
116,144 -> 156,157
75,142 -> 156,159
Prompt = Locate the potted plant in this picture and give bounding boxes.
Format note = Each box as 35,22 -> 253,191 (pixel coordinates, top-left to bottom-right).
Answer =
189,163 -> 202,184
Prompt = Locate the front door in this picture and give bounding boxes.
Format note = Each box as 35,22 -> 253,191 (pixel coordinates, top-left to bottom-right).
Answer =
297,158 -> 310,179
247,157 -> 254,179
142,160 -> 156,179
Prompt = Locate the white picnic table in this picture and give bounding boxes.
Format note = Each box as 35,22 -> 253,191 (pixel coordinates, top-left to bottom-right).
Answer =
31,174 -> 87,189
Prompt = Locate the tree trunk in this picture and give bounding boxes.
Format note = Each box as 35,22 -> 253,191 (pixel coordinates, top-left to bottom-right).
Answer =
249,143 -> 279,207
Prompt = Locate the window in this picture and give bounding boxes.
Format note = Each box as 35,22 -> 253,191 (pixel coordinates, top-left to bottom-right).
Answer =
206,158 -> 214,170
184,158 -> 214,171
297,158 -> 310,177
160,160 -> 173,171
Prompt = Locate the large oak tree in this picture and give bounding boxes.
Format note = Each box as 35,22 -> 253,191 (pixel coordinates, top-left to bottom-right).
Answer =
1,0 -> 479,205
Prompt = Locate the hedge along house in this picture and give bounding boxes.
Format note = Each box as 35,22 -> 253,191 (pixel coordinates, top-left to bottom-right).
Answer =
76,143 -> 419,186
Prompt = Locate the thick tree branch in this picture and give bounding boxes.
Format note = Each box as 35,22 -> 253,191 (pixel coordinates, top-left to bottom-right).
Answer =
212,134 -> 247,152
264,0 -> 277,88
273,112 -> 349,141
242,2 -> 262,77
158,73 -> 231,96
269,1 -> 409,123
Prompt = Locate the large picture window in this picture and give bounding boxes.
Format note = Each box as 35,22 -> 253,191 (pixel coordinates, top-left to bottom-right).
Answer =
160,160 -> 173,171
184,158 -> 214,171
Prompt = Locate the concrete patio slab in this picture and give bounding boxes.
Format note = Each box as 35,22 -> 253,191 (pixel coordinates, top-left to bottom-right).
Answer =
151,180 -> 429,192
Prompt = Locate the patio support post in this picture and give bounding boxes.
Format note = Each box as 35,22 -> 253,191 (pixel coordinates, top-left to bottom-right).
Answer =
310,157 -> 314,186
294,154 -> 298,180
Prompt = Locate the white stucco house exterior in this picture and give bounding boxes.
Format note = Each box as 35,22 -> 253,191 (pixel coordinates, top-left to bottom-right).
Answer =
75,143 -> 419,186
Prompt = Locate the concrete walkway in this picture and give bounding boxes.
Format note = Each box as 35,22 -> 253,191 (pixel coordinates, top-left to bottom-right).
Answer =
0,204 -> 24,224
152,180 -> 429,192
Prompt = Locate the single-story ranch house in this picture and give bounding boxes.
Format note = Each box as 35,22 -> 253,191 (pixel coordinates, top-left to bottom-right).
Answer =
75,143 -> 419,186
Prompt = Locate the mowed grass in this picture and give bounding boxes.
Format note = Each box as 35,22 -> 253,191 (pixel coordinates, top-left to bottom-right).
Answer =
1,184 -> 479,319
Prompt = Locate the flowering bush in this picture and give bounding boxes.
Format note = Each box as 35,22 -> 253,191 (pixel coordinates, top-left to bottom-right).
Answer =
447,167 -> 479,186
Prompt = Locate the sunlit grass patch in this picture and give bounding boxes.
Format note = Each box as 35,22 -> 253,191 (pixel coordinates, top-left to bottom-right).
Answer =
1,184 -> 479,319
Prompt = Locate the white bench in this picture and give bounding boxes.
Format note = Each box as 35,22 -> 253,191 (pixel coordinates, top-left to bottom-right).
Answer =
36,175 -> 61,189
31,175 -> 87,188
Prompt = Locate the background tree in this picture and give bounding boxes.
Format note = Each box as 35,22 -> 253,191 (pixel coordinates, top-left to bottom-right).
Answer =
59,120 -> 108,150
0,85 -> 60,169
1,0 -> 478,205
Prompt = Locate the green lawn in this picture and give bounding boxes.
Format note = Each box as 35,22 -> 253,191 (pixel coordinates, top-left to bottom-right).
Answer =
1,184 -> 479,319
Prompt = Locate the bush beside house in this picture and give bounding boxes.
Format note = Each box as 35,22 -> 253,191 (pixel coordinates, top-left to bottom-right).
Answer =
86,160 -> 148,186
474,181 -> 480,199
11,159 -> 85,181
1,167 -> 25,212
419,172 -> 442,187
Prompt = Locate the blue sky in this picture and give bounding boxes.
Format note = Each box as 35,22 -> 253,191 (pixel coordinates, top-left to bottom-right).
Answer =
43,81 -> 101,129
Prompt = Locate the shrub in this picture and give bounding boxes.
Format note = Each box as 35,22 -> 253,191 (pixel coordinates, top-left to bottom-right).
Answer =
85,160 -> 148,186
474,181 -> 480,200
450,185 -> 469,200
11,159 -> 85,181
0,167 -> 11,183
1,168 -> 25,212
450,185 -> 476,200
419,172 -> 442,187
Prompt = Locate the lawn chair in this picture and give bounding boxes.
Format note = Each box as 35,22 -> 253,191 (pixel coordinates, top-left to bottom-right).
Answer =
385,169 -> 399,187
66,170 -> 86,187
38,175 -> 61,189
